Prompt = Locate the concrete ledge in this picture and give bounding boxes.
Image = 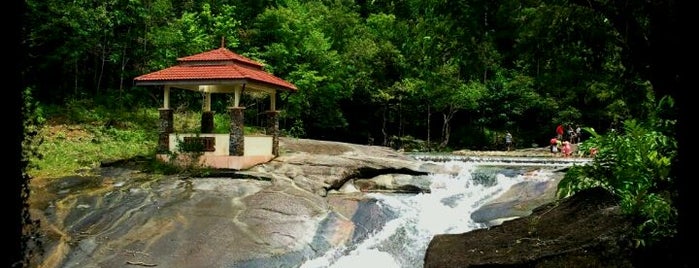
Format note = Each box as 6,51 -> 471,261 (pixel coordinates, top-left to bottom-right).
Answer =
156,154 -> 275,170
167,134 -> 274,157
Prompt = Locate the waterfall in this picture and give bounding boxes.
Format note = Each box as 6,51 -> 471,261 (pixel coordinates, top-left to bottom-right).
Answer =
301,159 -> 560,268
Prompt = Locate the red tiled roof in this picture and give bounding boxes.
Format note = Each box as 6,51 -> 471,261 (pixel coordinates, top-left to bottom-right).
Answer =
134,47 -> 297,91
177,47 -> 263,68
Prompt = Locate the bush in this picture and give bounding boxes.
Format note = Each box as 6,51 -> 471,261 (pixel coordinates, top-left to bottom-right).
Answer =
557,119 -> 677,247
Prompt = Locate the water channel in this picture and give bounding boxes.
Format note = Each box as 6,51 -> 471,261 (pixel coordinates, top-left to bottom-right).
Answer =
301,156 -> 590,268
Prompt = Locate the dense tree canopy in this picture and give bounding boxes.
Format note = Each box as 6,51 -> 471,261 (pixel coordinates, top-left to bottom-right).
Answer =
21,0 -> 679,148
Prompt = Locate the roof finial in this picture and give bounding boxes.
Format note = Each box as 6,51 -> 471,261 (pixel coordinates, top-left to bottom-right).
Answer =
221,36 -> 225,48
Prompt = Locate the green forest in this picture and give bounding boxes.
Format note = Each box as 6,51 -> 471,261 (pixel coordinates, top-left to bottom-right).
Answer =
20,0 -> 681,149
13,0 -> 688,266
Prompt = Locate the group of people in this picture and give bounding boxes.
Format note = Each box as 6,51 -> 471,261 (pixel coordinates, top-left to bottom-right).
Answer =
499,124 -> 579,156
551,123 -> 581,157
501,123 -> 594,157
555,123 -> 581,144
549,136 -> 572,157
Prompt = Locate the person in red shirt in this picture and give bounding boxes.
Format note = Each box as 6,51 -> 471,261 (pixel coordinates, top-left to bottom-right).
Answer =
556,124 -> 564,140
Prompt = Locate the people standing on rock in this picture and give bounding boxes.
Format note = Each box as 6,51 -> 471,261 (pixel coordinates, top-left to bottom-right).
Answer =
567,125 -> 576,144
556,124 -> 564,140
574,125 -> 582,144
550,137 -> 559,156
505,131 -> 513,151
556,138 -> 562,156
562,141 -> 572,157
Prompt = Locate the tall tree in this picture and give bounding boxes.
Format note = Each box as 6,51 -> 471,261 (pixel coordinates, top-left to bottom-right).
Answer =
251,0 -> 359,138
347,13 -> 408,145
564,0 -> 681,103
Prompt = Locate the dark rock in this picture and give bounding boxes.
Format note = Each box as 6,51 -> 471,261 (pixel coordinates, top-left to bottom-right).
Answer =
425,187 -> 638,267
470,172 -> 563,226
351,198 -> 399,244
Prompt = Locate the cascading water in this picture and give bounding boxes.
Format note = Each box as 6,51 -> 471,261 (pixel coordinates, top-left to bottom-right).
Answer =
301,159 -> 564,268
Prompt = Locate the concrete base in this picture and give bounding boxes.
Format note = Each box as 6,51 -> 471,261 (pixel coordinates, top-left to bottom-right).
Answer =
157,154 -> 275,170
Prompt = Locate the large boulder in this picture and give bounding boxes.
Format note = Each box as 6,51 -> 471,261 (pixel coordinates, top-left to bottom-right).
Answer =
470,170 -> 564,226
250,138 -> 443,196
424,187 -> 681,267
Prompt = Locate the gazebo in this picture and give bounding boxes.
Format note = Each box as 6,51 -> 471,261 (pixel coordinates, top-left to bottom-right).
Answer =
134,46 -> 297,169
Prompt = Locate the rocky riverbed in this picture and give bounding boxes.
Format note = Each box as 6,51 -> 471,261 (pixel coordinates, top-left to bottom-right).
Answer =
26,138 -> 682,267
27,138 -> 445,267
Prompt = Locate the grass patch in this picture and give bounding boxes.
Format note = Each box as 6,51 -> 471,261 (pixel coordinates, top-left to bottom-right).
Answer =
29,111 -> 160,179
28,102 -> 268,179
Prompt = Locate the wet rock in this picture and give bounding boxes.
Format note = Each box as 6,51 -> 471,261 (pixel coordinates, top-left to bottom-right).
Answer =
354,174 -> 431,194
470,171 -> 564,226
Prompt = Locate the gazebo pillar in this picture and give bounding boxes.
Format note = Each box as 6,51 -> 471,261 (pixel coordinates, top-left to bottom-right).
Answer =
228,107 -> 245,156
201,92 -> 214,133
158,86 -> 173,153
266,110 -> 280,156
266,91 -> 279,156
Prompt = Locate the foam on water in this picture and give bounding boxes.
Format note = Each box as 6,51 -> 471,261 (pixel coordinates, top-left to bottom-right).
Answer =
301,160 -> 558,268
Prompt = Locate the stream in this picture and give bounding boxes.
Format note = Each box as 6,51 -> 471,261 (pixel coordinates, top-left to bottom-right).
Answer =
300,157 -> 586,268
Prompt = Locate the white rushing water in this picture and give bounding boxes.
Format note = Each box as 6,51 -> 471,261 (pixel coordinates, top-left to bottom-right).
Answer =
301,160 -> 558,268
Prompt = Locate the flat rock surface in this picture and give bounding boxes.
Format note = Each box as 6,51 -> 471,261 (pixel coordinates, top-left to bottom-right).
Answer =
28,138 -> 609,268
27,138 -> 440,267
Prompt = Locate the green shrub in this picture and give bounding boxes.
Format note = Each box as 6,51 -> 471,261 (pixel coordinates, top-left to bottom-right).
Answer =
558,119 -> 677,247
283,119 -> 306,138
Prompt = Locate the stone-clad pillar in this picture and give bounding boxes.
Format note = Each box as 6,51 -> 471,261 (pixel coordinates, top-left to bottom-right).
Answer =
228,107 -> 245,156
201,111 -> 214,133
266,110 -> 280,156
158,108 -> 174,153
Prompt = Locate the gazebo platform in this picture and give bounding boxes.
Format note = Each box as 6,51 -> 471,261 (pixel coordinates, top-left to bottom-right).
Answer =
156,133 -> 276,170
156,154 -> 274,170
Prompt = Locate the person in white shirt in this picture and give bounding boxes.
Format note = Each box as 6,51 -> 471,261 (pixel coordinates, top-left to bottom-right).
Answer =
505,131 -> 513,151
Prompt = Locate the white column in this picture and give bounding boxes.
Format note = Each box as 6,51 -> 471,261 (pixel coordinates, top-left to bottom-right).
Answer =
234,87 -> 241,107
270,91 -> 276,111
204,92 -> 211,112
164,86 -> 171,109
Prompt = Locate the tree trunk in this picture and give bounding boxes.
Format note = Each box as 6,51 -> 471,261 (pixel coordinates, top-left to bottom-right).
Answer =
381,105 -> 388,146
74,60 -> 78,96
426,103 -> 431,150
439,113 -> 450,148
439,107 -> 457,149
119,27 -> 131,93
97,34 -> 107,96
398,96 -> 403,137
